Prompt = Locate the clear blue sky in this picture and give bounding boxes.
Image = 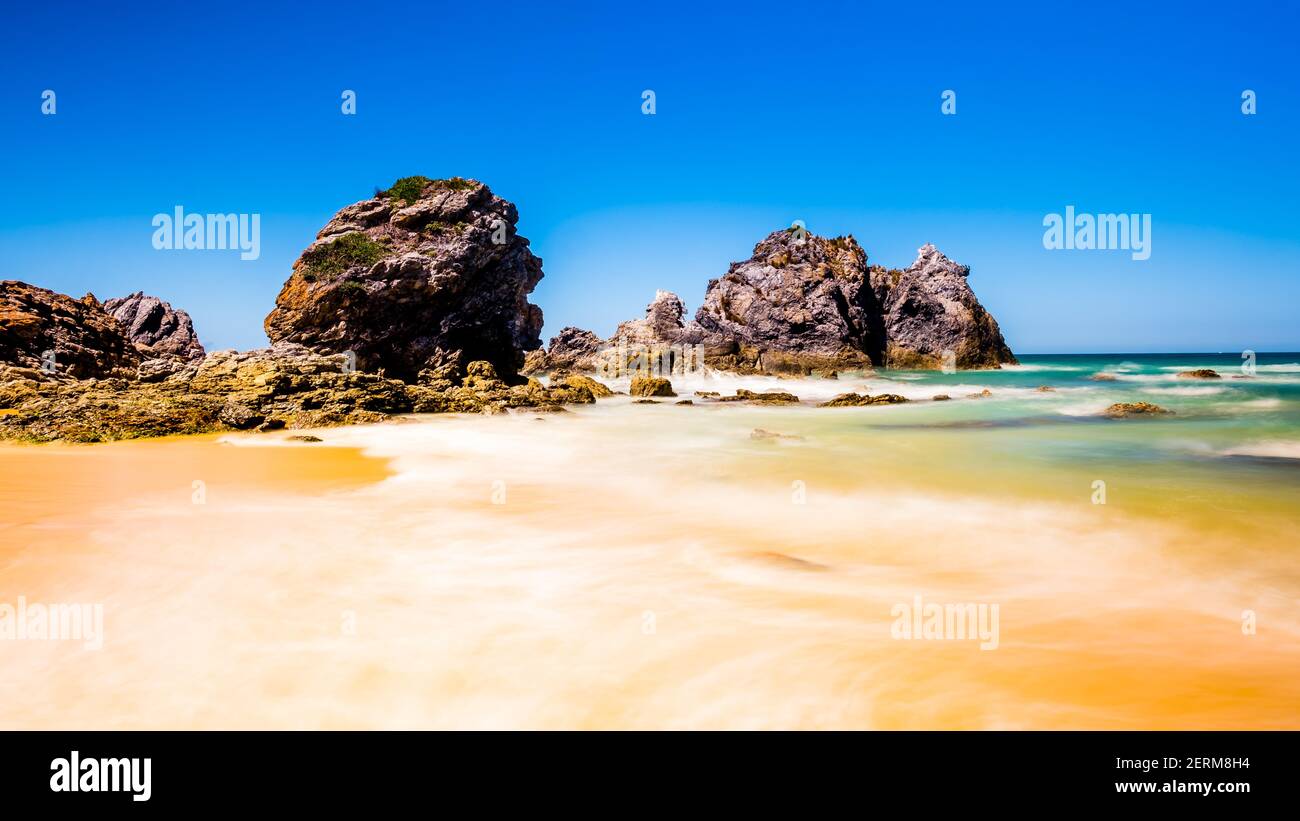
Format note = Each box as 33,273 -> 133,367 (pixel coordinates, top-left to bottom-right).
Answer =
2,0 -> 1297,353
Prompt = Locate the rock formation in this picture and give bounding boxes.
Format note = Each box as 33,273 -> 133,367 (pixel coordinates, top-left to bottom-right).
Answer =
615,290 -> 688,346
0,281 -> 140,379
265,176 -> 544,383
103,292 -> 205,362
870,244 -> 1016,369
523,326 -> 603,375
590,231 -> 1016,376
0,340 -> 600,443
686,229 -> 884,374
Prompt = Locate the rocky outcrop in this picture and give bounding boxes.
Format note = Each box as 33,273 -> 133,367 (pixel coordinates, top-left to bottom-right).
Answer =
0,342 -> 598,443
686,229 -> 884,374
870,244 -> 1016,369
264,176 -> 544,383
608,233 -> 1015,375
103,292 -> 205,361
523,326 -> 603,375
0,281 -> 140,378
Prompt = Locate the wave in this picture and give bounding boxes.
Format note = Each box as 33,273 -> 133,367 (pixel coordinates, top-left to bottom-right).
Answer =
1142,386 -> 1226,396
1218,440 -> 1300,460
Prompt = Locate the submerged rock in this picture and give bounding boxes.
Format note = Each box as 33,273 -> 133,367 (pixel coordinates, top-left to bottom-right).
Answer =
1104,402 -> 1173,418
1177,369 -> 1221,379
1089,373 -> 1118,381
718,389 -> 801,404
817,392 -> 908,407
264,176 -> 544,382
0,281 -> 140,379
103,291 -> 205,362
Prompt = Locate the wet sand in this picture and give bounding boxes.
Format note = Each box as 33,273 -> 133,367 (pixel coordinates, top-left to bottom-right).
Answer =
1,382 -> 1299,729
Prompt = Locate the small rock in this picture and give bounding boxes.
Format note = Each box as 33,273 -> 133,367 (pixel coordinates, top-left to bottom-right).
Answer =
1089,373 -> 1118,381
1036,385 -> 1055,392
932,394 -> 951,401
817,392 -> 908,407
675,399 -> 693,405
286,434 -> 323,442
750,428 -> 803,441
719,389 -> 800,404
633,399 -> 660,404
1177,369 -> 1221,379
966,389 -> 993,399
1104,402 -> 1173,418
563,374 -> 613,397
629,376 -> 676,397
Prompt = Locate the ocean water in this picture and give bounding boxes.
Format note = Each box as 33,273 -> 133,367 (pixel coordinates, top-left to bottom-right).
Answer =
1,353 -> 1298,729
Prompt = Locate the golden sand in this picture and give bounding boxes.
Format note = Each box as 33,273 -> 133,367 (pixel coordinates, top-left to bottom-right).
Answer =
1,405 -> 1297,729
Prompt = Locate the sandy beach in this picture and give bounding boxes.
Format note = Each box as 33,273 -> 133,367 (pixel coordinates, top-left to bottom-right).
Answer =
3,359 -> 1299,729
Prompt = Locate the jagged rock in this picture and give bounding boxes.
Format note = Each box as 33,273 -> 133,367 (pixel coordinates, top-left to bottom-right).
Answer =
615,290 -> 687,346
1177,369 -> 1221,379
871,244 -> 1016,369
103,292 -> 204,361
264,176 -> 544,382
717,388 -> 801,404
817,392 -> 908,407
1105,402 -> 1172,418
525,326 -> 604,374
629,232 -> 1015,374
687,229 -> 883,374
0,281 -> 140,379
629,376 -> 675,397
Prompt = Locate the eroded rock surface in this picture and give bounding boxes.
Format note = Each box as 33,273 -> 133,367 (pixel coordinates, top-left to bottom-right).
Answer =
265,176 -> 544,382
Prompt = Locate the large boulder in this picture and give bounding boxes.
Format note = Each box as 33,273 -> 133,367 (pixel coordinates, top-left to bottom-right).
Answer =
103,291 -> 205,361
0,281 -> 140,378
685,229 -> 886,374
264,176 -> 544,383
870,244 -> 1016,369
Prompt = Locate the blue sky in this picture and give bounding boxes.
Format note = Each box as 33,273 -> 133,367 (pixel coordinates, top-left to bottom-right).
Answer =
1,0 -> 1297,353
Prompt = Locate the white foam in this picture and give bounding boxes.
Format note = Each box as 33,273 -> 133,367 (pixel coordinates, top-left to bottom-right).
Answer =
1218,440 -> 1300,460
